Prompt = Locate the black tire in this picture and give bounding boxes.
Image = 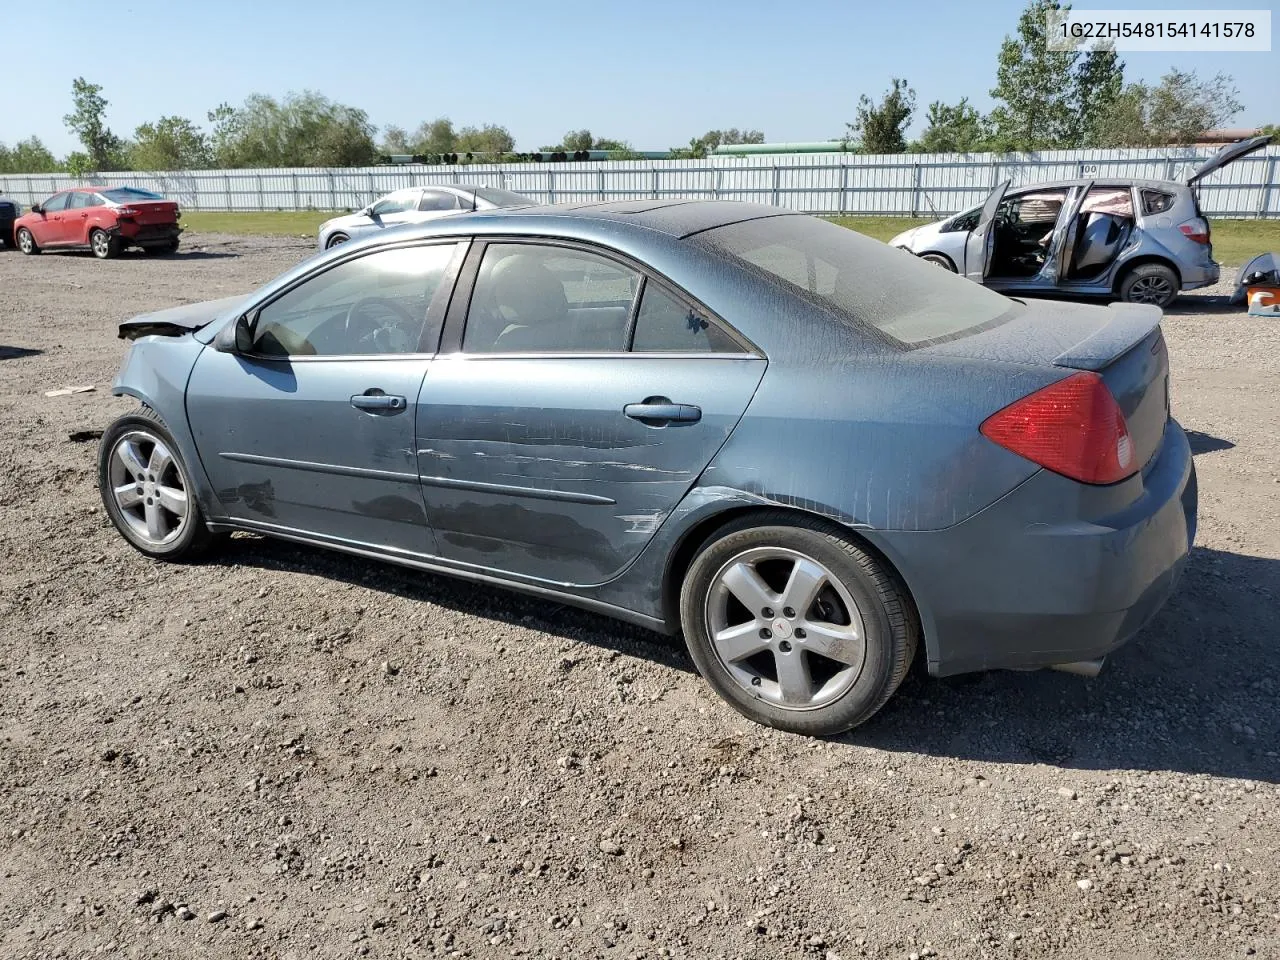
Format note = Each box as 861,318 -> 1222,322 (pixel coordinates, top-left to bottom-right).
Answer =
1118,262 -> 1179,307
920,252 -> 956,272
143,239 -> 180,256
90,227 -> 120,260
16,227 -> 39,255
98,407 -> 214,561
325,232 -> 349,249
679,511 -> 918,736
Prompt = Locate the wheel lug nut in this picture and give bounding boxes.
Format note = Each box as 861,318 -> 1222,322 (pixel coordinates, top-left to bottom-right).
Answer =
751,676 -> 762,686
795,628 -> 807,639
761,607 -> 774,618
778,640 -> 793,653
759,628 -> 772,640
783,607 -> 796,618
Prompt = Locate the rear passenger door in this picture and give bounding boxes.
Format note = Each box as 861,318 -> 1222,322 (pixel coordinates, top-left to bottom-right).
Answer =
415,240 -> 767,586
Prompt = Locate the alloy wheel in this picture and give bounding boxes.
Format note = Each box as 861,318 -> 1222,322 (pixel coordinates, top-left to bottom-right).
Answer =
1128,276 -> 1173,304
705,546 -> 867,710
107,431 -> 190,547
17,229 -> 34,254
92,230 -> 111,258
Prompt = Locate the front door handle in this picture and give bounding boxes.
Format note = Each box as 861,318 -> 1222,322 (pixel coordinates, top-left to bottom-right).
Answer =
623,398 -> 701,425
350,391 -> 407,413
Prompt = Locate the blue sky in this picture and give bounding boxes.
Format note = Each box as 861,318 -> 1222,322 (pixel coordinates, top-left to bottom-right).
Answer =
4,0 -> 1275,155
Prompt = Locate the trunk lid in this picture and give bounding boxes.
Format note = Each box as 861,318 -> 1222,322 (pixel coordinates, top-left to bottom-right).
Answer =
922,299 -> 1170,473
1187,134 -> 1271,186
117,200 -> 179,225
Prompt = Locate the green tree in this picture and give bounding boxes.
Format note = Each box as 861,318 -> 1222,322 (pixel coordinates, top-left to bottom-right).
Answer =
910,99 -> 990,153
540,130 -> 633,153
454,124 -> 515,155
63,77 -> 127,171
1094,70 -> 1243,146
669,128 -> 766,159
411,118 -> 457,155
847,78 -> 915,154
208,91 -> 376,167
988,0 -> 1126,150
378,124 -> 411,155
130,116 -> 211,170
0,136 -> 61,173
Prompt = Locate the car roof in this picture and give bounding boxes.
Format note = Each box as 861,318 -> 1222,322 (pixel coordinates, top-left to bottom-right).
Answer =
399,199 -> 794,241
1008,177 -> 1182,192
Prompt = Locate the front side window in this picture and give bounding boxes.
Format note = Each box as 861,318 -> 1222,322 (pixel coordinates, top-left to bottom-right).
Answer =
41,192 -> 71,212
696,215 -> 1013,346
631,282 -> 744,353
251,243 -> 460,357
463,244 -> 639,353
369,191 -> 418,217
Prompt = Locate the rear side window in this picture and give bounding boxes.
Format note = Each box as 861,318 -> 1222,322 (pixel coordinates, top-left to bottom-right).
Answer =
631,282 -> 744,353
463,244 -> 639,353
69,192 -> 104,209
419,190 -> 460,212
696,215 -> 1012,346
1141,189 -> 1176,215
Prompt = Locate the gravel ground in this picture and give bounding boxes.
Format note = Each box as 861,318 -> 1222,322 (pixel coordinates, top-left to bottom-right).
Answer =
1,235 -> 1277,960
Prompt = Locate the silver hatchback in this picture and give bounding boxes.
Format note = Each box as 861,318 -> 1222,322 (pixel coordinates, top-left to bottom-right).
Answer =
890,136 -> 1271,307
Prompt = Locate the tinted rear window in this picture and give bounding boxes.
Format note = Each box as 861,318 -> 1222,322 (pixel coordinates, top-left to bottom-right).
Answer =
694,215 -> 1013,346
101,188 -> 164,202
474,187 -> 533,207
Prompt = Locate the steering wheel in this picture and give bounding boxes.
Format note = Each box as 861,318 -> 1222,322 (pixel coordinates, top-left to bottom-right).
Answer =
343,296 -> 419,353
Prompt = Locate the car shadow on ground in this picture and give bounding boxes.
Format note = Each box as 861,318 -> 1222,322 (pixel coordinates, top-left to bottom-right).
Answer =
213,534 -> 696,675
1165,294 -> 1240,315
852,545 -> 1280,784
0,346 -> 42,360
217,535 -> 1278,782
1185,429 -> 1236,455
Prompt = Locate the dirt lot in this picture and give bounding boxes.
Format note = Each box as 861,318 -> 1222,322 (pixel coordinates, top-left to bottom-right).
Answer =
1,234 -> 1277,960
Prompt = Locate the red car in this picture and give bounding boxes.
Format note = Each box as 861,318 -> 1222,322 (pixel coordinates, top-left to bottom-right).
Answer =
14,186 -> 181,259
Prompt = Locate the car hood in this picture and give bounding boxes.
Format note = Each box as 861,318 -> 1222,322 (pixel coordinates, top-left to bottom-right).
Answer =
118,294 -> 251,341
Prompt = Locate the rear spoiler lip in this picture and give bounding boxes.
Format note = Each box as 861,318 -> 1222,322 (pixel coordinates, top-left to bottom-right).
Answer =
1052,302 -> 1162,372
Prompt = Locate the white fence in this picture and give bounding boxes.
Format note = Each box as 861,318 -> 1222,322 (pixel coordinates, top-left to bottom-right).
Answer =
2,146 -> 1278,218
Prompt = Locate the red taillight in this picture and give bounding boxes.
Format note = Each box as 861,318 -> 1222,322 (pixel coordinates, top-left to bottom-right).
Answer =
116,205 -> 138,217
980,372 -> 1135,485
1178,221 -> 1210,244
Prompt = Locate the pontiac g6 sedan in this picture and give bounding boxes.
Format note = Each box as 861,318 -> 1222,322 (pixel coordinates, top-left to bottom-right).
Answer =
100,200 -> 1197,735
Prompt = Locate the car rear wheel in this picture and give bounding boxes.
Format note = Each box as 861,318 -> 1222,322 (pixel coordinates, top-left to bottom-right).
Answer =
1119,262 -> 1178,307
16,227 -> 39,255
679,512 -> 918,736
920,252 -> 956,271
98,408 -> 213,561
325,232 -> 350,248
90,228 -> 120,260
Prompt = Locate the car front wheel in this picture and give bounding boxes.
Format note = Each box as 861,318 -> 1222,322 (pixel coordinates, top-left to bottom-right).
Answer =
325,232 -> 350,248
98,408 -> 213,561
680,512 -> 918,736
16,227 -> 39,255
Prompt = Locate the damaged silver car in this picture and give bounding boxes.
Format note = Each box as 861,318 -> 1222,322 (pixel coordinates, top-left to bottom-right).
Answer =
890,135 -> 1272,307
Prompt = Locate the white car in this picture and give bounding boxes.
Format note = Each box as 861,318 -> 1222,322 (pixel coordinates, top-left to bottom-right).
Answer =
317,184 -> 532,250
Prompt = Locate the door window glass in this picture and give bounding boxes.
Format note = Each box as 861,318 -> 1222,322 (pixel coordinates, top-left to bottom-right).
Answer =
1081,186 -> 1134,218
69,192 -> 104,209
1140,189 -> 1176,216
369,191 -> 419,217
41,192 -> 71,212
419,190 -> 460,211
463,244 -> 639,353
251,243 -> 460,357
631,282 -> 745,353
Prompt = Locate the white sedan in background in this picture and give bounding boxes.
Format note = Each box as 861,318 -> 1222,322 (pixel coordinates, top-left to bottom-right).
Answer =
317,184 -> 533,249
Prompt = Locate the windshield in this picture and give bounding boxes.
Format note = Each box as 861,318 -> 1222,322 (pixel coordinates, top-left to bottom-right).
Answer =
694,215 -> 1013,346
474,187 -> 534,207
101,187 -> 164,202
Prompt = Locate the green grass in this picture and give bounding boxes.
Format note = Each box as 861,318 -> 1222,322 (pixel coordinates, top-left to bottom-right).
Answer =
180,210 -> 1280,267
181,211 -> 340,236
831,215 -> 1280,267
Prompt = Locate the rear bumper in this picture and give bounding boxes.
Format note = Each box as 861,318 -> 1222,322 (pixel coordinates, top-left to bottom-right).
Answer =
1180,259 -> 1220,290
114,223 -> 181,244
874,419 -> 1197,676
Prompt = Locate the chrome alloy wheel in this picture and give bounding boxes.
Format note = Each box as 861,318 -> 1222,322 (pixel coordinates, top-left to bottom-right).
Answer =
1128,275 -> 1174,304
91,230 -> 112,258
107,431 -> 191,546
705,546 -> 867,710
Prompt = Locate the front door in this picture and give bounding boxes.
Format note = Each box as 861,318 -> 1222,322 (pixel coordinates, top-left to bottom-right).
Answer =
416,240 -> 766,586
963,180 -> 1008,281
186,240 -> 466,554
31,191 -> 71,245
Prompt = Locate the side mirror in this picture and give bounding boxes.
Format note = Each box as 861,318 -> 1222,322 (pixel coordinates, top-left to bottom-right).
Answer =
214,314 -> 255,353
30,204 -> 42,214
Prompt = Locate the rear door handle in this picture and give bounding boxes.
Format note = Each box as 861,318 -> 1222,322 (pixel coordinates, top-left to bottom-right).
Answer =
623,399 -> 701,424
350,391 -> 407,413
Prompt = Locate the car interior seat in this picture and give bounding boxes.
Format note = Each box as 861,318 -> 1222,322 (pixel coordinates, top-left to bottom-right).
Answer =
469,253 -> 570,350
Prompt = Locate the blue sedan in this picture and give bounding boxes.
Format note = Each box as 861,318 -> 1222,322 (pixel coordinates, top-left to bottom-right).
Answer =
100,201 -> 1197,735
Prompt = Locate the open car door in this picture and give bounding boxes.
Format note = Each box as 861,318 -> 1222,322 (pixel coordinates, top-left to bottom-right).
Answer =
1039,180 -> 1095,283
964,180 -> 1009,282
1187,135 -> 1272,186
